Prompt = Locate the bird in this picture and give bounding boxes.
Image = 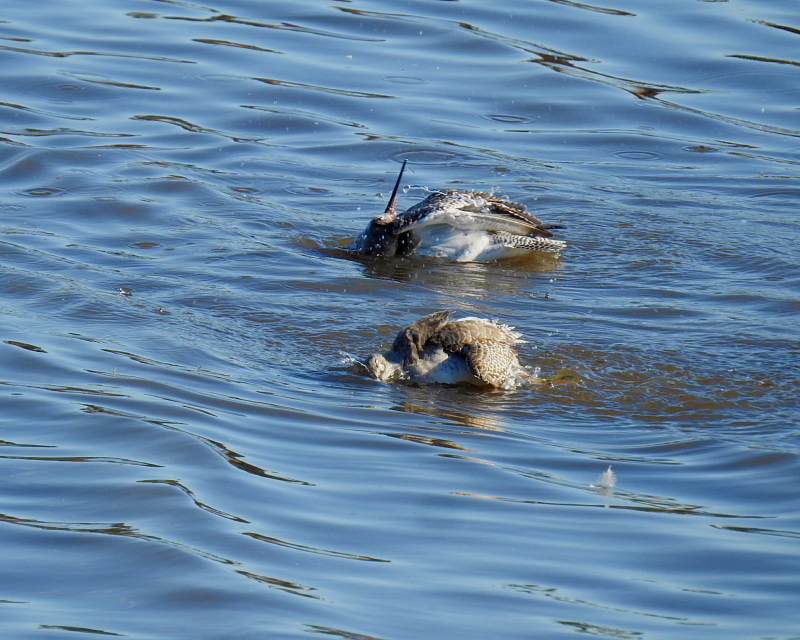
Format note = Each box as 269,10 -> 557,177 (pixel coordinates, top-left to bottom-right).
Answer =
348,160 -> 566,262
366,310 -> 529,389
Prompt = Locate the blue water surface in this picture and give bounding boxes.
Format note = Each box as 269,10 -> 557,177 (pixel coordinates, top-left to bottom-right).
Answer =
1,0 -> 799,638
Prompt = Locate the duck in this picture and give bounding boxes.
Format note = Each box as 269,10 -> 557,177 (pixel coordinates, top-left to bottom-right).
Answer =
348,160 -> 566,262
366,310 -> 528,389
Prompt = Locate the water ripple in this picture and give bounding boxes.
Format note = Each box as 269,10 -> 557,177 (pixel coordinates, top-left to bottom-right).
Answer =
39,626 -> 123,637
139,478 -> 250,522
243,532 -> 391,563
1,0 -> 798,637
161,12 -> 387,42
0,42 -> 194,63
193,38 -> 283,54
0,454 -> 160,467
544,0 -> 636,16
131,114 -> 264,143
0,100 -> 94,121
0,511 -> 234,564
253,77 -> 395,99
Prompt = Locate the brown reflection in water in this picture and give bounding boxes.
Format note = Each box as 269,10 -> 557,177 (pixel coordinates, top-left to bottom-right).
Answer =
305,624 -> 395,640
60,71 -> 161,91
0,439 -> 55,448
192,38 -> 282,54
139,478 -> 250,523
39,626 -> 123,637
241,104 -> 368,130
0,512 -> 235,564
0,380 -> 128,398
390,399 -> 508,431
206,438 -> 314,485
253,77 -> 394,100
235,570 -> 321,599
507,582 -> 690,625
380,431 -> 475,451
543,0 -> 636,17
712,525 -> 800,540
557,620 -> 644,639
630,85 -> 665,100
4,128 -> 135,138
531,343 -> 782,422
327,251 -> 561,298
727,54 -> 800,68
0,453 -> 160,467
438,454 -> 498,468
4,340 -> 47,352
531,51 -> 702,101
753,20 -> 800,37
131,114 -> 261,143
243,531 -> 390,563
159,12 -> 384,43
0,42 -> 192,63
0,135 -> 28,146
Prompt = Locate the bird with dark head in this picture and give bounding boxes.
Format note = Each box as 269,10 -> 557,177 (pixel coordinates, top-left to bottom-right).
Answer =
349,161 -> 565,262
350,159 -> 408,256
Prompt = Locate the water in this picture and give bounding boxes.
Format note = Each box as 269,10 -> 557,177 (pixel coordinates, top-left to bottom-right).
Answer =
1,0 -> 799,638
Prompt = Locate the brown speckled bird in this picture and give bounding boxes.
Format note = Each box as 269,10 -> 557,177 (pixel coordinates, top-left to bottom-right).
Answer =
366,311 -> 528,389
349,160 -> 566,262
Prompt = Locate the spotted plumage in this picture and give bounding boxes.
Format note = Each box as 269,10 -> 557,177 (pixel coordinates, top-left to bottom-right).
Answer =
349,161 -> 566,262
366,311 -> 528,389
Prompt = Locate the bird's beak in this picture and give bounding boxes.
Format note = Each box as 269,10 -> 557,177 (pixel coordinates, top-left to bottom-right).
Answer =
377,159 -> 407,223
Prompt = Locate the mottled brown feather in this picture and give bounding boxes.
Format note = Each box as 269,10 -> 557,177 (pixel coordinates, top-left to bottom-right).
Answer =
368,311 -> 526,388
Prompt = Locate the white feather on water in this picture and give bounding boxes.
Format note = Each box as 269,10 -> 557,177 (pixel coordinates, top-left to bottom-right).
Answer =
591,466 -> 617,499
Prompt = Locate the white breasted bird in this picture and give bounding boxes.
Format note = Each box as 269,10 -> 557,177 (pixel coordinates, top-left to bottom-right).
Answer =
349,160 -> 566,262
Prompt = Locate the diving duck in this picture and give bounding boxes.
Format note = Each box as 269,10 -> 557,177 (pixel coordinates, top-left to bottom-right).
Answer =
348,160 -> 566,262
366,310 -> 528,389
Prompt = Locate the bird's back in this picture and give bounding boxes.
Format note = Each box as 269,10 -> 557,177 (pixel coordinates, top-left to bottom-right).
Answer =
397,190 -> 554,237
370,311 -> 526,388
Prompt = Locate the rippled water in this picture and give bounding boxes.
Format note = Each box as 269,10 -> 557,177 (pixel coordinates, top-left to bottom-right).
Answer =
1,0 -> 799,638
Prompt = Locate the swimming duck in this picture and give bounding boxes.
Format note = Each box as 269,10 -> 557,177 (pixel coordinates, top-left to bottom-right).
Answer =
348,160 -> 566,262
366,310 -> 528,389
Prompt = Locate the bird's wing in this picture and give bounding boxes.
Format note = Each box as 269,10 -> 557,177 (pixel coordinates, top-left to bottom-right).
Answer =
462,342 -> 520,387
396,190 -> 555,237
435,317 -> 523,350
469,192 -> 549,229
491,231 -> 567,252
